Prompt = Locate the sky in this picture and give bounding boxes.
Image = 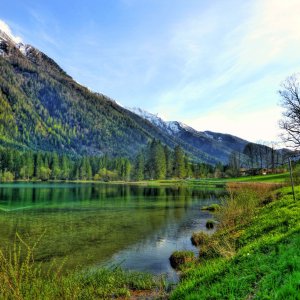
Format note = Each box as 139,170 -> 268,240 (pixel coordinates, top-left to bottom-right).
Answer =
1,0 -> 300,144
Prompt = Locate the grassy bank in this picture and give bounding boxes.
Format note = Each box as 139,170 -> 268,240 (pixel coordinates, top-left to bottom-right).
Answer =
0,236 -> 167,300
171,183 -> 300,299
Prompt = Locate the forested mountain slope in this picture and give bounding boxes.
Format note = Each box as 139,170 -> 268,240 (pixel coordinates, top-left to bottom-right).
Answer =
0,28 -> 269,165
0,29 -> 219,162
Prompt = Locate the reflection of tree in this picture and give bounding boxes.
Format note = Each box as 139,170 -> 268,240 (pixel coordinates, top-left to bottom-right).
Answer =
0,184 -> 224,275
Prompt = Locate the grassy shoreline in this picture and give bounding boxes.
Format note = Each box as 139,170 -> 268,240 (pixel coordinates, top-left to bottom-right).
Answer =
170,183 -> 300,299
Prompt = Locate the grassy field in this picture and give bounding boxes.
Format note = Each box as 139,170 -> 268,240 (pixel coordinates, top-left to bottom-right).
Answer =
127,173 -> 291,187
170,184 -> 300,299
187,172 -> 290,184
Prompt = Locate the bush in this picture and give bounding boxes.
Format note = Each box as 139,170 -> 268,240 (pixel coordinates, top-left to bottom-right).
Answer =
206,219 -> 215,229
215,183 -> 278,229
191,232 -> 210,246
169,251 -> 195,269
0,170 -> 14,182
201,204 -> 220,211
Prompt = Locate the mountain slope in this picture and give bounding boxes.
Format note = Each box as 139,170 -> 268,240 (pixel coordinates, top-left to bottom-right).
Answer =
0,29 -> 221,163
128,107 -> 249,163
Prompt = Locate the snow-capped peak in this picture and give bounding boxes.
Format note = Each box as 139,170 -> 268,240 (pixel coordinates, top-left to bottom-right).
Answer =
127,107 -> 201,135
128,107 -> 168,129
0,20 -> 23,44
0,20 -> 33,57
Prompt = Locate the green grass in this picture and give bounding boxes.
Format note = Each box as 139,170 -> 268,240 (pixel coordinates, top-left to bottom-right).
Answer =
171,185 -> 300,300
188,172 -> 290,184
0,234 -> 167,300
226,173 -> 290,183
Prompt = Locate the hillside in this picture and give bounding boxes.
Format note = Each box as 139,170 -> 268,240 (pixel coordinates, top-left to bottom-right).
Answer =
0,29 -> 203,159
0,28 -> 281,165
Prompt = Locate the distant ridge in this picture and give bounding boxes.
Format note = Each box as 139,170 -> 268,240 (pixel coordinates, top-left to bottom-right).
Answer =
127,107 -> 249,163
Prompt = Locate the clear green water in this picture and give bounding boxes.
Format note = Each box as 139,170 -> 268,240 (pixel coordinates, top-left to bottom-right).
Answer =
0,183 -> 222,281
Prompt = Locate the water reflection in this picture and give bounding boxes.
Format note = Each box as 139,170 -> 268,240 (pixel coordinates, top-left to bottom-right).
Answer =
0,183 -> 224,279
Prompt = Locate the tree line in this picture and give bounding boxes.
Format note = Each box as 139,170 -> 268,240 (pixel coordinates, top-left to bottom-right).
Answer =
0,141 -> 215,182
0,149 -> 131,182
0,139 -> 289,182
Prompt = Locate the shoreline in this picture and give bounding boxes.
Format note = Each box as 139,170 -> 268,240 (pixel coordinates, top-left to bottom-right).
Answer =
170,183 -> 300,299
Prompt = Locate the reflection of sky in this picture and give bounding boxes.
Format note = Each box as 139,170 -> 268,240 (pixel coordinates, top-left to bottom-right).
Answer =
0,183 -> 220,278
106,199 -> 215,282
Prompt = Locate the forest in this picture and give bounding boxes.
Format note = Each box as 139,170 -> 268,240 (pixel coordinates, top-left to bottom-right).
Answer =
0,137 -> 288,182
0,140 -> 216,182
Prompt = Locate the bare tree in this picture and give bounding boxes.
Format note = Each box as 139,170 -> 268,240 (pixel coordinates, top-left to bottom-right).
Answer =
279,73 -> 300,148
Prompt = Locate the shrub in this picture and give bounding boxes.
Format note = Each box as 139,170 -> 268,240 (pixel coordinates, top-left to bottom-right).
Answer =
0,170 -> 14,182
169,251 -> 195,269
191,232 -> 210,246
206,220 -> 215,229
201,204 -> 220,211
198,232 -> 236,259
215,183 -> 278,229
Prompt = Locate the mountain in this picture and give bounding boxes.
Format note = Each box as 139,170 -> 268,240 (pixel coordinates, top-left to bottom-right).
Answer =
0,29 -> 220,163
128,107 -> 249,163
0,27 -> 260,165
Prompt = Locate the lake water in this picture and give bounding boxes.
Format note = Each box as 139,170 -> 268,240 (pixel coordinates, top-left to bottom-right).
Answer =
0,183 -> 223,282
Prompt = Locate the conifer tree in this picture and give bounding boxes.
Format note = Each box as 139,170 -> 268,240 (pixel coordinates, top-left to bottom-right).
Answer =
51,153 -> 60,180
35,153 -> 44,179
164,146 -> 173,178
153,141 -> 166,179
174,145 -> 185,178
135,152 -> 144,181
124,159 -> 131,181
61,155 -> 70,180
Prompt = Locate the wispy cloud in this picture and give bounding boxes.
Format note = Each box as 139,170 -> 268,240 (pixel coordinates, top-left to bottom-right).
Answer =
142,0 -> 300,143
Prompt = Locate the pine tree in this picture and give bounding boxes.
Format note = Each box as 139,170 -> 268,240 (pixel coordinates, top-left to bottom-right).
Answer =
35,153 -> 44,179
124,159 -> 131,181
61,155 -> 71,180
153,141 -> 166,179
26,152 -> 34,179
51,153 -> 61,180
174,145 -> 185,178
80,157 -> 87,180
135,152 -> 144,181
185,155 -> 192,178
86,158 -> 92,180
164,146 -> 173,178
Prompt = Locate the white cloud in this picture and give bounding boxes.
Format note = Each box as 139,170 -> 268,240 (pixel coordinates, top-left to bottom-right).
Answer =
0,19 -> 23,43
185,104 -> 283,143
140,0 -> 300,143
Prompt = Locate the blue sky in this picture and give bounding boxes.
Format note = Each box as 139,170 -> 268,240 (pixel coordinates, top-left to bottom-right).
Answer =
1,0 -> 300,144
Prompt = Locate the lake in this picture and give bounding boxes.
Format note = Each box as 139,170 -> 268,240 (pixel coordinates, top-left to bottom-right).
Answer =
0,183 -> 223,282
